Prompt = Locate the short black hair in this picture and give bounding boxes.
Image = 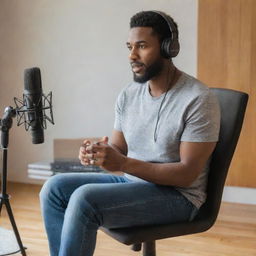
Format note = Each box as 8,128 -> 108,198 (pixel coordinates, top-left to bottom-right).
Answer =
130,11 -> 179,43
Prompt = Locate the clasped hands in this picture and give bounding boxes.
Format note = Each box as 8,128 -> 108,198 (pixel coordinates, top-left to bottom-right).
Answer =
78,136 -> 126,172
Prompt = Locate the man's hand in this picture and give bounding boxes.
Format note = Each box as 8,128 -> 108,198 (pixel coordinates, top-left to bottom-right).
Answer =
78,136 -> 126,172
78,139 -> 93,166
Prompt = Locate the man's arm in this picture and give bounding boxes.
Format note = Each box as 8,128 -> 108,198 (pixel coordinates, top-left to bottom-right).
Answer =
109,129 -> 216,187
120,141 -> 216,187
80,130 -> 216,188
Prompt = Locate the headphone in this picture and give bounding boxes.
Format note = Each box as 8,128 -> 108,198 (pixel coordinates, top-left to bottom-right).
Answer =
151,11 -> 180,59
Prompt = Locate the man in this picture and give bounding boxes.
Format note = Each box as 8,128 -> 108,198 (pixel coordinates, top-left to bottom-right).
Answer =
40,11 -> 220,256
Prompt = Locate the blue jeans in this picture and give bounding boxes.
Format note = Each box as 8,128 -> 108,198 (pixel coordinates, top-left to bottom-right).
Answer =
39,172 -> 198,256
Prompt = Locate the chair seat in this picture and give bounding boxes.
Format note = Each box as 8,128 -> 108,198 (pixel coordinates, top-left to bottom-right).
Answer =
101,209 -> 214,245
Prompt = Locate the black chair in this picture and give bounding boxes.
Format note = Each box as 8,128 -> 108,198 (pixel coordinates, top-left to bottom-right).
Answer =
101,88 -> 249,256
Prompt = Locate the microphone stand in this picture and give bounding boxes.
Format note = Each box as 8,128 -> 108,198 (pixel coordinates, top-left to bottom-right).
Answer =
0,106 -> 27,256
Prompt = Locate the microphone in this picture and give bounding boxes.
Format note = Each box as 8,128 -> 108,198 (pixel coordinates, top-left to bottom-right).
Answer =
14,67 -> 54,144
24,67 -> 44,144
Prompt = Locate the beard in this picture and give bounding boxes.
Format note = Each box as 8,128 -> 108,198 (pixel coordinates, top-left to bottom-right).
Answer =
132,57 -> 164,83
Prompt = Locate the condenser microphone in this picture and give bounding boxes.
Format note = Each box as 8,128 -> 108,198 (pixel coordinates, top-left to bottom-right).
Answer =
13,67 -> 54,144
23,67 -> 44,144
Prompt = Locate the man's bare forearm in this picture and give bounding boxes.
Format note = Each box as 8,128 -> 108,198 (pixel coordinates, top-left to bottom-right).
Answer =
121,157 -> 199,187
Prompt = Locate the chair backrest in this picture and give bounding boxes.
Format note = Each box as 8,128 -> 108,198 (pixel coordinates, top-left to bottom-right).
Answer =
197,88 -> 248,225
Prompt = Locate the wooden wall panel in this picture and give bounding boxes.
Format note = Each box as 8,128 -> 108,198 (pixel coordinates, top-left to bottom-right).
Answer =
198,0 -> 256,187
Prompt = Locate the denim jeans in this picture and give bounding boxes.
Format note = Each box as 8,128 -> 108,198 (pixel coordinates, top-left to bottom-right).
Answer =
39,172 -> 198,256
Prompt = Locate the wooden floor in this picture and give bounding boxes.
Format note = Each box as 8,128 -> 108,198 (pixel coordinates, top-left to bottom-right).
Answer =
0,182 -> 256,256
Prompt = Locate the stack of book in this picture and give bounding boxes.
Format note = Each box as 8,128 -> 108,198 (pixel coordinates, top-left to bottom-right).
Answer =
28,159 -> 104,180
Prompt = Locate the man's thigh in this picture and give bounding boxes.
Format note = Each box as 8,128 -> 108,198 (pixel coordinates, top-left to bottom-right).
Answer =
75,181 -> 195,229
41,172 -> 127,205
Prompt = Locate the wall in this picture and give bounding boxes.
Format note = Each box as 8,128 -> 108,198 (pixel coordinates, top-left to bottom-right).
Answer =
0,0 -> 198,183
198,0 -> 256,188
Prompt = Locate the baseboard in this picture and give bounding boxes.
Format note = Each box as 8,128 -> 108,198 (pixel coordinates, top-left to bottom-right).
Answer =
222,186 -> 256,205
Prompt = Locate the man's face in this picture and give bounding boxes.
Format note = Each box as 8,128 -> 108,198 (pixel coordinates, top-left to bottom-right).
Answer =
127,27 -> 164,83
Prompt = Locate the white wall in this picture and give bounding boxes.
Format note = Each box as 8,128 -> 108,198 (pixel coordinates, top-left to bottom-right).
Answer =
0,0 -> 198,183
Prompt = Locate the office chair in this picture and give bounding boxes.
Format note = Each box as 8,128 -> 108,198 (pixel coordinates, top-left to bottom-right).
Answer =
101,88 -> 249,256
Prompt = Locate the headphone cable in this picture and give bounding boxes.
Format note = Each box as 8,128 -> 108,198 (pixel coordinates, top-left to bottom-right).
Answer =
153,67 -> 177,142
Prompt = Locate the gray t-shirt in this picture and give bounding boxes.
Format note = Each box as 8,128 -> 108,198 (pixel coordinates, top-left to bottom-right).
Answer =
114,72 -> 220,209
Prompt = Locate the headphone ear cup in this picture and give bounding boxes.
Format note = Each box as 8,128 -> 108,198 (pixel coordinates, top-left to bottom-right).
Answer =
161,38 -> 172,59
170,39 -> 180,58
161,38 -> 180,58
161,38 -> 180,59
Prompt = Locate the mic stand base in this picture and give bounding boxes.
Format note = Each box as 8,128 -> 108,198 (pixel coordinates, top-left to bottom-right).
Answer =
0,194 -> 27,256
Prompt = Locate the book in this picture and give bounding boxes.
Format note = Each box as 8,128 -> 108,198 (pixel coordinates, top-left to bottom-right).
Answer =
28,159 -> 105,180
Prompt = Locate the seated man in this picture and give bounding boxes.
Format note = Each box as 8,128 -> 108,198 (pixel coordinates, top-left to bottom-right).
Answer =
40,10 -> 220,256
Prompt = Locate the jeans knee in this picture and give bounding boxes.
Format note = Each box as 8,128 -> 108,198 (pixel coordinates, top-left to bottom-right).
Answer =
39,174 -> 67,203
72,184 -> 100,207
67,185 -> 102,224
69,185 -> 91,208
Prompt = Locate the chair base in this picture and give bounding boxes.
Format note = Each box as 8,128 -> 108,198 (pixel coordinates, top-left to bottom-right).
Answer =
132,241 -> 156,256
